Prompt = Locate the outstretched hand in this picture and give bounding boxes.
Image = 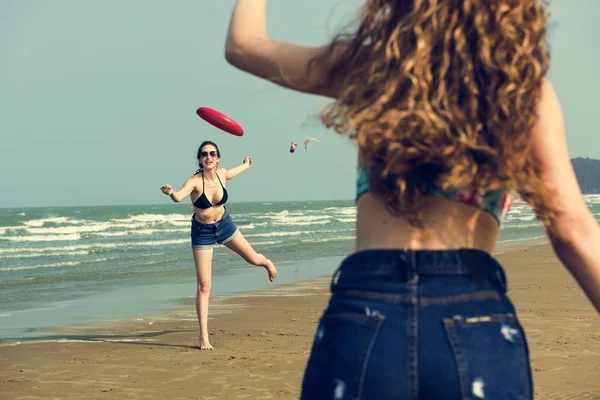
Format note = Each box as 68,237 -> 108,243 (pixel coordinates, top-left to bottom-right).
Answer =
160,185 -> 174,195
243,156 -> 252,166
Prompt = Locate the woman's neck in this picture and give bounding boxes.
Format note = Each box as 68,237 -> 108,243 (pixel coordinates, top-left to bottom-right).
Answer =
203,169 -> 218,180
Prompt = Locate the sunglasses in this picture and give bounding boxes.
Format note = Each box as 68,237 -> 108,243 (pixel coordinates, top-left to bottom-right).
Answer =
200,151 -> 218,158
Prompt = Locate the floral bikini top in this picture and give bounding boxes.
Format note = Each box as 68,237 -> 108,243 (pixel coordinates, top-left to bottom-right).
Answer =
356,165 -> 512,225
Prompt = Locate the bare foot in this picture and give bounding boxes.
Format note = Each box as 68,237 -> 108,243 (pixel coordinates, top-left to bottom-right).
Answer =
199,337 -> 213,350
265,259 -> 278,282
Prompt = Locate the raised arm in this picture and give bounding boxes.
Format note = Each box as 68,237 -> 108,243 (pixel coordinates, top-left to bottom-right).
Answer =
160,176 -> 197,203
225,157 -> 251,180
224,0 -> 347,98
530,79 -> 600,313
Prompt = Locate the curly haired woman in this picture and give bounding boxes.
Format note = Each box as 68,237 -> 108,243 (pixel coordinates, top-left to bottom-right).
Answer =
224,1 -> 600,398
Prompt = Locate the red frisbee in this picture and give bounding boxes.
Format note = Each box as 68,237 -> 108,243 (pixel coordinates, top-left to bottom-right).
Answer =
196,107 -> 244,137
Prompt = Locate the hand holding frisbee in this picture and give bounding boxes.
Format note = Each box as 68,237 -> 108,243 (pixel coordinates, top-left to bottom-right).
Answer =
196,107 -> 244,137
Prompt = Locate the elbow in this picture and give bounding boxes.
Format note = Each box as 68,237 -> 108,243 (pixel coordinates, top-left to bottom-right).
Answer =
224,43 -> 247,70
225,38 -> 266,71
548,212 -> 599,252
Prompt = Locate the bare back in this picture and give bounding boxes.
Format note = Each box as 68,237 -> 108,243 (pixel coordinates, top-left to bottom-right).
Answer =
356,193 -> 499,253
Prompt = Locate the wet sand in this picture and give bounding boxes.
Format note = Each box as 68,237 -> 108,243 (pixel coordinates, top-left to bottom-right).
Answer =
1,242 -> 599,399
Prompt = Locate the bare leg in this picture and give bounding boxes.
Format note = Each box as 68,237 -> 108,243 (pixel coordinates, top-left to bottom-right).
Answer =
192,248 -> 214,350
224,231 -> 278,281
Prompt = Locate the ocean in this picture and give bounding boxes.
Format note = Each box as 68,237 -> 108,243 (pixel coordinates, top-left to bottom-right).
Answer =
2,197 -> 599,340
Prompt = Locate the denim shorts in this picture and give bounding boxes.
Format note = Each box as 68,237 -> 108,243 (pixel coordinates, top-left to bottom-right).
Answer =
300,249 -> 533,400
190,209 -> 239,250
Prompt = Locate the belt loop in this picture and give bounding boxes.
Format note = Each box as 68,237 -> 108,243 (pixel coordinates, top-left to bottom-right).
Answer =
397,251 -> 407,264
397,251 -> 409,282
458,249 -> 488,285
410,251 -> 419,284
400,250 -> 418,284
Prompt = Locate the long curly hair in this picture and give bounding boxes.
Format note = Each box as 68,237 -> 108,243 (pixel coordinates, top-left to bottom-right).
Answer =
308,0 -> 558,228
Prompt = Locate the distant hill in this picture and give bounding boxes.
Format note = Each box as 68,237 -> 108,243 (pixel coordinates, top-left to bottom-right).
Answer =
572,157 -> 600,193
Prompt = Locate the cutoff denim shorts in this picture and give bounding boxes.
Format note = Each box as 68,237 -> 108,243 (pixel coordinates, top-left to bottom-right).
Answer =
300,249 -> 533,400
190,209 -> 239,250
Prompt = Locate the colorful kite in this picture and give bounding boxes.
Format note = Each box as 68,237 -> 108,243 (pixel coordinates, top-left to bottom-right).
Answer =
303,137 -> 318,151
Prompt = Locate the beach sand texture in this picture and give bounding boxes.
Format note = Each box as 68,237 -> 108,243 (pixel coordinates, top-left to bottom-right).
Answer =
1,242 -> 599,399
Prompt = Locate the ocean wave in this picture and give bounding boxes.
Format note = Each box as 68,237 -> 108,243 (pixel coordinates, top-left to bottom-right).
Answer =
251,240 -> 283,246
2,208 -> 360,245
238,222 -> 267,230
23,217 -> 72,227
89,228 -> 185,238
0,233 -> 81,242
507,215 -> 537,222
0,257 -> 115,272
164,221 -> 190,227
2,250 -> 90,259
0,213 -> 197,243
267,213 -> 333,226
24,223 -> 112,235
502,222 -> 542,230
498,235 -> 546,244
245,229 -> 350,238
110,213 -> 190,225
272,219 -> 332,227
0,243 -> 116,255
254,210 -> 293,219
0,238 -> 189,256
245,230 -> 321,238
300,236 -> 355,244
328,207 -> 357,216
0,261 -> 81,272
334,218 -> 355,224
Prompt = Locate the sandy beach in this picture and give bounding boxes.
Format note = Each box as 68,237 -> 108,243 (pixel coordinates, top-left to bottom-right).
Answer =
1,242 -> 599,399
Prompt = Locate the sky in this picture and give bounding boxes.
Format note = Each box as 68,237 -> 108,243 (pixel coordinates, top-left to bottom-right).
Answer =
1,0 -> 598,208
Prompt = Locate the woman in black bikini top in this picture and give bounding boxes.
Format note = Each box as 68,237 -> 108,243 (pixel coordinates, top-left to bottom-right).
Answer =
193,170 -> 228,209
160,140 -> 277,350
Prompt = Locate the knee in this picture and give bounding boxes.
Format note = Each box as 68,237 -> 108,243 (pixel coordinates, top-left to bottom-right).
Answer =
198,280 -> 211,293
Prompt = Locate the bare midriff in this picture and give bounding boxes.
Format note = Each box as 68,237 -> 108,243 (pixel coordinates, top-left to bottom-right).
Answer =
192,204 -> 226,224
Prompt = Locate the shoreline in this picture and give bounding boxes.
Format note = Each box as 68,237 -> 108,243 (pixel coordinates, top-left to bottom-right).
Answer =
0,238 -> 545,342
1,239 -> 599,399
0,255 -> 345,342
1,238 -> 542,342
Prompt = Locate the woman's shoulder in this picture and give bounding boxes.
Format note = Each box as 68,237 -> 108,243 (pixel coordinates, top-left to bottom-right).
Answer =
217,167 -> 228,182
188,173 -> 203,183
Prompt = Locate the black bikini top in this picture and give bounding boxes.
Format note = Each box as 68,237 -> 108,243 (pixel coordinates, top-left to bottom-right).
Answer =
193,171 -> 228,209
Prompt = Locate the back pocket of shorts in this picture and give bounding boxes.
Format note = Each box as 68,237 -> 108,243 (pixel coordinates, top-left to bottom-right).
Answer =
302,298 -> 385,399
443,313 -> 532,400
